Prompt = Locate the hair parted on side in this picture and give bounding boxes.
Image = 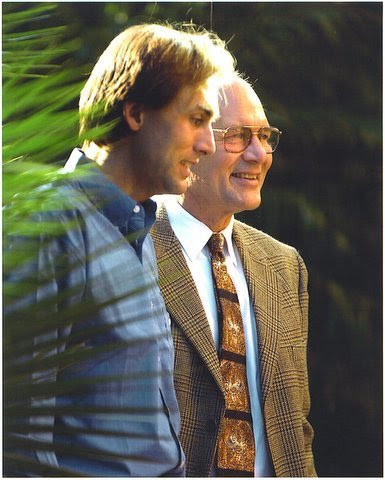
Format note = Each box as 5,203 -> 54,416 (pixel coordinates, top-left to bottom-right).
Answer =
79,22 -> 235,147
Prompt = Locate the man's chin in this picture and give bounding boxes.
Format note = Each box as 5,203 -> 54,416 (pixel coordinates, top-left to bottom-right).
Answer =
241,196 -> 262,212
165,179 -> 189,196
172,174 -> 196,194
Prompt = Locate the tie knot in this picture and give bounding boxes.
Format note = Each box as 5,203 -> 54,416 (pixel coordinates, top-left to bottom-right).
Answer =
208,233 -> 225,256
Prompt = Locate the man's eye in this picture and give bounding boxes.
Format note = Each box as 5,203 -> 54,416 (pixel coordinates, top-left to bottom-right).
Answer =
191,117 -> 204,127
258,130 -> 271,142
227,133 -> 244,141
226,129 -> 244,141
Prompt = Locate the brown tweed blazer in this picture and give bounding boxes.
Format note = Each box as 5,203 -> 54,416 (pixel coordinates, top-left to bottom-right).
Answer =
151,205 -> 316,477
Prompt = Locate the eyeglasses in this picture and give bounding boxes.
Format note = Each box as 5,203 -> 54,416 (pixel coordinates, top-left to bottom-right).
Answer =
213,125 -> 282,154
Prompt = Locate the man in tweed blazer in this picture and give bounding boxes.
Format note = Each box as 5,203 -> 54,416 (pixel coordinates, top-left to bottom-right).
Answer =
151,76 -> 316,477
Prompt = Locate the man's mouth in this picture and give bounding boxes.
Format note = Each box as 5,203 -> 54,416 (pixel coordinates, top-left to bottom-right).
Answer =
231,173 -> 260,180
180,160 -> 198,179
182,158 -> 199,167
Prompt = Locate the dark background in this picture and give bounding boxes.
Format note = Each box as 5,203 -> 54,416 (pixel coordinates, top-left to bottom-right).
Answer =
4,2 -> 382,477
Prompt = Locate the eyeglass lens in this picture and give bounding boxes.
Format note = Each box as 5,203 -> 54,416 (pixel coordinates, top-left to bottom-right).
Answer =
224,126 -> 279,153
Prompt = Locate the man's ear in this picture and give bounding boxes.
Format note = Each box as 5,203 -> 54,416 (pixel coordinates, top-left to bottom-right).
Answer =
123,102 -> 144,131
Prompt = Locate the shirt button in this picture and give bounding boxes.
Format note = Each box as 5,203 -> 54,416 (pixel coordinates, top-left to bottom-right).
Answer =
133,205 -> 140,213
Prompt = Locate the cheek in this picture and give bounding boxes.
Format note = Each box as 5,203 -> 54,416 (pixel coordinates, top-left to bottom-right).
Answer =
192,152 -> 216,174
265,157 -> 273,172
172,122 -> 196,146
171,129 -> 187,145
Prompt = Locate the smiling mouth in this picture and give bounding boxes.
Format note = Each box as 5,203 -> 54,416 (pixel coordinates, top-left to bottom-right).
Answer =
231,173 -> 260,180
181,158 -> 199,167
179,160 -> 196,180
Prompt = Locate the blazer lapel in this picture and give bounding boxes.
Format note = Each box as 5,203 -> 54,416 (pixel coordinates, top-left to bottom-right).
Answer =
233,223 -> 281,407
151,205 -> 224,394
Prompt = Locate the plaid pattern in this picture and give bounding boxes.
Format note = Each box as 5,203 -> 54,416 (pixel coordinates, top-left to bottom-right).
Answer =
151,205 -> 316,477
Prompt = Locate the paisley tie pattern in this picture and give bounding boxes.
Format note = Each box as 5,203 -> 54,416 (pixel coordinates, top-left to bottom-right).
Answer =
207,233 -> 255,476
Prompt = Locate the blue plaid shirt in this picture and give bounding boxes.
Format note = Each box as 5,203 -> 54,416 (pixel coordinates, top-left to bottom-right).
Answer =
5,149 -> 184,476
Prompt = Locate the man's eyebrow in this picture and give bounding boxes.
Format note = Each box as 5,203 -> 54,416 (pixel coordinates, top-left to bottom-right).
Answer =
194,104 -> 214,118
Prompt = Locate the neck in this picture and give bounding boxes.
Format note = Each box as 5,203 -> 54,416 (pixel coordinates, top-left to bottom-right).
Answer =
180,194 -> 232,232
84,141 -> 148,202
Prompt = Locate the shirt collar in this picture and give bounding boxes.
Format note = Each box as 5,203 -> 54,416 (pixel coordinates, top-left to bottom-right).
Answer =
221,217 -> 238,267
164,197 -> 238,267
63,148 -> 157,234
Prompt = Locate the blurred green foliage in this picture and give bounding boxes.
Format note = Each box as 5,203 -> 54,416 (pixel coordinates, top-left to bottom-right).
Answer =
3,2 -> 83,241
3,2 -> 382,477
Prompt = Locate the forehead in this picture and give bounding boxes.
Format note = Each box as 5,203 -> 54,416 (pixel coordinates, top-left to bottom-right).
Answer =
171,78 -> 219,119
219,81 -> 267,125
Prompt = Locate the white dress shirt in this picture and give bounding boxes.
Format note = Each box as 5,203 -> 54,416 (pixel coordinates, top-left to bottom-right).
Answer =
163,196 -> 274,477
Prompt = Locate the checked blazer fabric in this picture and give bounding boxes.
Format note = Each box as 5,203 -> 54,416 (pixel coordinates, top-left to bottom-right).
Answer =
151,205 -> 316,477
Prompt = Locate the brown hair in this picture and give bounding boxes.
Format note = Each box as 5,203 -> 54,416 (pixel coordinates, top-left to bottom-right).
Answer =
79,23 -> 235,147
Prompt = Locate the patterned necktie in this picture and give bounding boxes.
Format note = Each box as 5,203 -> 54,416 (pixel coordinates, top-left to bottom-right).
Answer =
207,233 -> 255,477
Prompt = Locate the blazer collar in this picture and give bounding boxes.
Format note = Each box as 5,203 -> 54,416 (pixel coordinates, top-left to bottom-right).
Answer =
233,222 -> 281,406
151,204 -> 224,394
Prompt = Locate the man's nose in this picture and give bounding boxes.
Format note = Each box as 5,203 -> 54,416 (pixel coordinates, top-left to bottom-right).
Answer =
242,134 -> 268,163
194,125 -> 216,156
